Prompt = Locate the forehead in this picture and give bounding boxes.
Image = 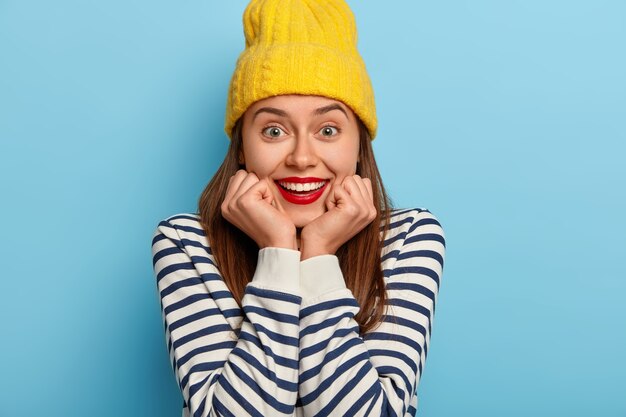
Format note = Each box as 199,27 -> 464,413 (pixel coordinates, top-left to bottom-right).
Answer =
246,94 -> 354,118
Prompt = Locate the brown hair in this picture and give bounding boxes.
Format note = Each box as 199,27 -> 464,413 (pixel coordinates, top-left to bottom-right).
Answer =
198,117 -> 392,334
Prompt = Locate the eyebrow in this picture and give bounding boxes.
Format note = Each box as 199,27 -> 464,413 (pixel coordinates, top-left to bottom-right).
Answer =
252,107 -> 289,121
313,104 -> 349,120
251,103 -> 350,121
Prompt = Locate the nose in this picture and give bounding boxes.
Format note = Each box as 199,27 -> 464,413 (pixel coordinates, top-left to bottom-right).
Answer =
285,134 -> 319,170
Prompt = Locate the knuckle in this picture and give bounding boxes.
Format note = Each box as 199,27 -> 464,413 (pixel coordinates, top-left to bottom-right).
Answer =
238,195 -> 253,210
345,204 -> 359,217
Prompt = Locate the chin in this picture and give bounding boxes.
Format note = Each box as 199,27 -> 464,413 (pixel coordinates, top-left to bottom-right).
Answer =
287,209 -> 325,229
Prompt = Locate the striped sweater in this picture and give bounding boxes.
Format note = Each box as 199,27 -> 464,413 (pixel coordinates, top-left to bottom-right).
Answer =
151,208 -> 446,417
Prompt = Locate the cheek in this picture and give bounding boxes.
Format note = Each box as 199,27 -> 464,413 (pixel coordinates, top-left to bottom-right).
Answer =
243,145 -> 283,177
324,146 -> 359,176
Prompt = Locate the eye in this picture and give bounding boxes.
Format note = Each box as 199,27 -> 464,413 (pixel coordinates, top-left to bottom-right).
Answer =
319,125 -> 339,137
262,126 -> 285,138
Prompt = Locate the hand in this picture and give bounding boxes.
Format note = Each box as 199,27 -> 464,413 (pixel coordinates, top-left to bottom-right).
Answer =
300,175 -> 377,260
221,170 -> 297,250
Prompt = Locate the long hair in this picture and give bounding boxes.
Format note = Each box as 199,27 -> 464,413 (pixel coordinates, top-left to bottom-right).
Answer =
198,117 -> 392,334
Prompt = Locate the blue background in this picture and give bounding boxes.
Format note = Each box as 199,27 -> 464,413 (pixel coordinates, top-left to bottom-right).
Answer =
1,1 -> 624,416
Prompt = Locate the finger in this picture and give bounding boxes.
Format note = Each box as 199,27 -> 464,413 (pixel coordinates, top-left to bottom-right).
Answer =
352,175 -> 371,202
342,176 -> 367,205
232,172 -> 260,201
235,178 -> 279,216
224,170 -> 248,203
344,176 -> 376,221
325,181 -> 343,210
363,178 -> 374,202
332,181 -> 359,211
246,177 -> 274,203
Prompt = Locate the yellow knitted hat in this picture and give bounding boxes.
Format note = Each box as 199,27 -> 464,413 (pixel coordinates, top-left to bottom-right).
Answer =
224,0 -> 377,139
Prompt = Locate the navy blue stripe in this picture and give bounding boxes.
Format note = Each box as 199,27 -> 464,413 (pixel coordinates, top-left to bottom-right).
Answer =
381,248 -> 400,263
369,348 -> 418,378
300,311 -> 353,337
397,249 -> 444,266
387,290 -> 436,334
299,337 -> 362,383
244,305 -> 299,325
230,347 -> 298,392
299,326 -> 358,359
380,314 -> 428,341
393,207 -> 425,217
156,261 -> 197,283
189,254 -> 216,267
386,298 -> 432,321
300,351 -> 370,406
406,232 -> 446,248
160,276 -> 203,298
246,285 -> 302,305
385,266 -> 441,288
386,282 -> 436,305
172,324 -> 233,351
307,359 -> 373,416
200,272 -> 224,282
181,237 -> 213,255
238,331 -> 299,369
222,308 -> 243,319
386,217 -> 413,232
212,290 -> 236,300
183,361 -> 223,392
151,231 -> 171,247
167,302 -> 238,323
406,216 -> 439,233
191,383 -> 207,417
228,360 -> 295,413
213,396 -> 237,417
343,382 -> 380,417
170,223 -> 207,237
382,230 -> 407,248
177,340 -> 235,368
167,213 -> 200,222
373,365 -> 410,404
168,308 -> 223,332
241,321 -> 299,347
363,332 -> 423,358
406,216 -> 440,234
366,386 -> 383,416
164,293 -> 208,315
217,375 -> 265,417
152,245 -> 182,264
380,393 -> 392,417
300,297 -> 359,319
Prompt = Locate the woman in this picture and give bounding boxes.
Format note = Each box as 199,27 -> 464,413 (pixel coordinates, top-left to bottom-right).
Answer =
151,0 -> 446,416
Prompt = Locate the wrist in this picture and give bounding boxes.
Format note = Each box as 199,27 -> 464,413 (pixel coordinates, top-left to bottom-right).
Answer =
300,232 -> 336,260
262,228 -> 298,250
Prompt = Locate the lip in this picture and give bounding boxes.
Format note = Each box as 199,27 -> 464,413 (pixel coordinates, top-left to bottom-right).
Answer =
275,177 -> 329,205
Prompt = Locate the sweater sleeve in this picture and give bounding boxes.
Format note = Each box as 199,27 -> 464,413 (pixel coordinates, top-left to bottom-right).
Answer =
297,209 -> 446,417
151,218 -> 302,417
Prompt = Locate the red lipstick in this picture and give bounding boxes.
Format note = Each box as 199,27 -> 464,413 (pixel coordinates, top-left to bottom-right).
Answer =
275,177 -> 328,205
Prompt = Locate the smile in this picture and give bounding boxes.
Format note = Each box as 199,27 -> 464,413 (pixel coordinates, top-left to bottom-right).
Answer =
275,177 -> 329,205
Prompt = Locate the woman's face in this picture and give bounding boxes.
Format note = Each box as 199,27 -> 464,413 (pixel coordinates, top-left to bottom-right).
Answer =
241,94 -> 360,228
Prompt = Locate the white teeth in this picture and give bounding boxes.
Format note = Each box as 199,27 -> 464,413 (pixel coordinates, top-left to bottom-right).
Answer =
278,181 -> 325,192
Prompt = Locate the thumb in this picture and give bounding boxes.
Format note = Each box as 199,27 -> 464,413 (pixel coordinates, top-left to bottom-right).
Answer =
258,178 -> 278,206
326,182 -> 346,210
